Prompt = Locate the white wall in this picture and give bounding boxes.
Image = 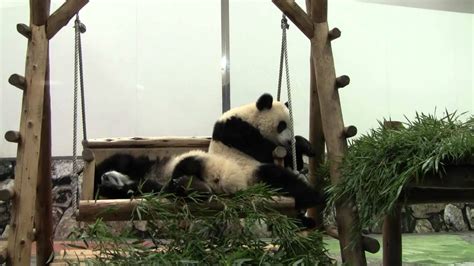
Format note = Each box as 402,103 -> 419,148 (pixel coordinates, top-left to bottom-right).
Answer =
1,0 -> 472,157
230,0 -> 473,141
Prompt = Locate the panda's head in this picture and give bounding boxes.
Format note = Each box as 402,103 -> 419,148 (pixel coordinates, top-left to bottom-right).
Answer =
251,93 -> 292,147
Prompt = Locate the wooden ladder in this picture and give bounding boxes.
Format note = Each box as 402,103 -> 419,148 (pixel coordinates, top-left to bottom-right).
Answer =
1,1 -> 88,265
273,0 -> 368,264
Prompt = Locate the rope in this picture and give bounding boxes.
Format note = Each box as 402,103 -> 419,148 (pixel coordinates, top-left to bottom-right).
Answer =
72,14 -> 87,215
277,15 -> 297,173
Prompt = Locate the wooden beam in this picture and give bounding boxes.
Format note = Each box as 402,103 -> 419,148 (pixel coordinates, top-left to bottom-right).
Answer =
4,130 -> 21,143
272,0 -> 314,39
82,148 -> 95,162
8,74 -> 26,90
30,0 -> 51,26
17,23 -> 31,39
46,0 -> 89,39
383,205 -> 402,266
407,165 -> 474,189
77,197 -> 298,221
325,226 -> 380,254
7,24 -> 49,266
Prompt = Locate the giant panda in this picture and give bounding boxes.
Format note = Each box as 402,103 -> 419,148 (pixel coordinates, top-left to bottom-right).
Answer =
96,93 -> 323,210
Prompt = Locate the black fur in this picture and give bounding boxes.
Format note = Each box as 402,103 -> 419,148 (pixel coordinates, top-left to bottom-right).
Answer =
255,164 -> 324,209
94,154 -> 164,198
256,93 -> 273,110
285,135 -> 316,171
212,117 -> 277,163
172,156 -> 204,180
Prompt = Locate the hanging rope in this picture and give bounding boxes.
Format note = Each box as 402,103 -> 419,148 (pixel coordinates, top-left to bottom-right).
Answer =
276,15 -> 297,173
72,14 -> 87,215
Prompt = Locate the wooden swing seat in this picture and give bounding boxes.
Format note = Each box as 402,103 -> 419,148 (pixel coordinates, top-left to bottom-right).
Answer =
78,136 -> 298,221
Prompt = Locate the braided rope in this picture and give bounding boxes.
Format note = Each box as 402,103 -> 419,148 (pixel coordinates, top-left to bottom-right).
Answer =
277,15 -> 297,172
72,14 -> 87,214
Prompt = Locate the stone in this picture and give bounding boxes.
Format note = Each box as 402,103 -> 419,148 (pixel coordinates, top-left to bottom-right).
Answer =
414,219 -> 434,233
54,207 -> 79,240
410,203 -> 446,219
444,204 -> 468,231
401,207 -> 416,233
1,225 -> 9,239
466,206 -> 474,230
428,213 -> 446,232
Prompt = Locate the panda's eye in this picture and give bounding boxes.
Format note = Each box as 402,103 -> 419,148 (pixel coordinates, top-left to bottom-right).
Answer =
277,121 -> 287,133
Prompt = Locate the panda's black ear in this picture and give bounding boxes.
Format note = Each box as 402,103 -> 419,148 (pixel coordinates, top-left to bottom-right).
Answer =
256,93 -> 273,111
284,102 -> 289,108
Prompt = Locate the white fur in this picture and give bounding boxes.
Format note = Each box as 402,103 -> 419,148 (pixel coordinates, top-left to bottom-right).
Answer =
101,171 -> 134,188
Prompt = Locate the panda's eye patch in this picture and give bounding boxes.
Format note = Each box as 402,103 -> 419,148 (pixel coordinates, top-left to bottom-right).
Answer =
277,121 -> 287,133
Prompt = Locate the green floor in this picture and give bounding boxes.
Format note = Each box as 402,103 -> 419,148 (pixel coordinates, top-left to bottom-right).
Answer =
326,233 -> 474,265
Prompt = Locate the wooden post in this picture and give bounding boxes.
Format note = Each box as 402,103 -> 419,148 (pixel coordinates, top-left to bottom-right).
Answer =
383,205 -> 402,266
305,0 -> 326,230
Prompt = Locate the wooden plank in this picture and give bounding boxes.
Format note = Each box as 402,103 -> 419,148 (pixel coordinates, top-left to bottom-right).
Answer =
35,62 -> 54,265
85,136 -> 211,149
407,165 -> 474,189
272,0 -> 314,39
383,205 -> 402,266
77,197 -> 298,221
7,24 -> 49,266
46,0 -> 89,39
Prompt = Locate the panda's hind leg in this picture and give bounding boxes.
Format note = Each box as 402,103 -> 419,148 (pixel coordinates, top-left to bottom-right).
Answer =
255,164 -> 325,209
166,156 -> 212,197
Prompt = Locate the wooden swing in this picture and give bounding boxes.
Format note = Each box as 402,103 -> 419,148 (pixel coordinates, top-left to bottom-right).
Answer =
1,0 -> 379,265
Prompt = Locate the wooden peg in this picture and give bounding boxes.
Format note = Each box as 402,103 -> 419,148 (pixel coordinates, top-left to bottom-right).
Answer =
343,126 -> 357,138
336,75 -> 350,88
82,149 -> 95,162
5,131 -> 21,143
8,74 -> 26,90
16,23 -> 31,39
328,27 -> 341,41
0,187 -> 15,201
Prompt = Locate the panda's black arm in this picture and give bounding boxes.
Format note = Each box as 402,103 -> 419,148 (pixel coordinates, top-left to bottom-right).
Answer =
255,164 -> 325,209
284,135 -> 316,171
212,117 -> 276,163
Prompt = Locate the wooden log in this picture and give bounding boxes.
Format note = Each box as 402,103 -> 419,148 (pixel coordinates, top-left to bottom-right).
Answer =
272,0 -> 314,39
30,0 -> 51,26
47,0 -> 89,39
325,226 -> 380,254
383,205 -> 402,266
7,24 -> 49,266
309,2 -> 366,263
17,23 -> 31,38
336,75 -> 350,88
328,27 -> 341,41
4,130 -> 21,143
85,136 -> 211,149
343,126 -> 357,138
0,187 -> 15,201
8,74 -> 26,90
272,146 -> 287,167
35,63 -> 54,265
305,0 -> 326,229
77,197 -> 298,221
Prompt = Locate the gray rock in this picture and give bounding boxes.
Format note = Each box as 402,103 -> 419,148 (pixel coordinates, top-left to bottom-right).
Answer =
466,206 -> 474,230
414,219 -> 434,233
1,225 -> 9,239
410,203 -> 446,218
428,213 -> 446,232
444,204 -> 468,231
